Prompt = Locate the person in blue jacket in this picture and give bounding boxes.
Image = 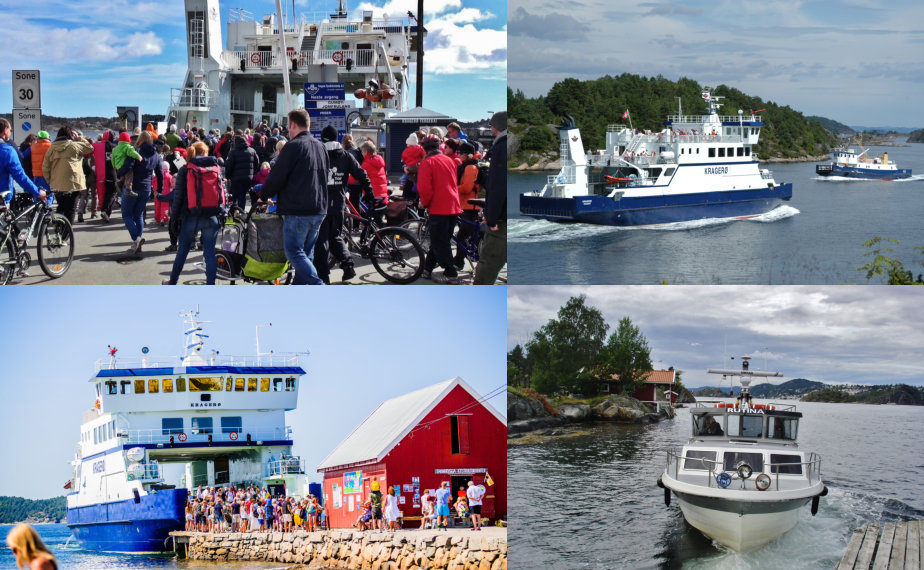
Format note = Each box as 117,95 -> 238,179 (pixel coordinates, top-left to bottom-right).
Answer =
0,118 -> 45,204
116,130 -> 164,256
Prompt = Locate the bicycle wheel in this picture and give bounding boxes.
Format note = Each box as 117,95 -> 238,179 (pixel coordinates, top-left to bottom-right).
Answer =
400,218 -> 430,252
37,213 -> 74,278
370,227 -> 424,284
0,235 -> 16,285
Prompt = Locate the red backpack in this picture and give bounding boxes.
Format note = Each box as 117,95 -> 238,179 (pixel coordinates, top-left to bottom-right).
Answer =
186,163 -> 225,214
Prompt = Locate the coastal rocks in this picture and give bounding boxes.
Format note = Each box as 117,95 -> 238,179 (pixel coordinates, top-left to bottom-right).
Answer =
557,403 -> 591,421
591,395 -> 653,422
178,530 -> 507,570
507,391 -> 564,434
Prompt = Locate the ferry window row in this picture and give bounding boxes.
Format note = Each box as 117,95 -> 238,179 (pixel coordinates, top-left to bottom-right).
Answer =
684,450 -> 803,475
84,419 -> 117,446
694,413 -> 798,440
707,147 -> 751,158
162,416 -> 243,436
104,377 -> 296,395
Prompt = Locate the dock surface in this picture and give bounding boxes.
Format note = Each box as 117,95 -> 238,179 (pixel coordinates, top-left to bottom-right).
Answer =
836,519 -> 922,570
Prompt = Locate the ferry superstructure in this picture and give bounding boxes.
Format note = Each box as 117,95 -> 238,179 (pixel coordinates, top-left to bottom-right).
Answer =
816,137 -> 912,179
166,0 -> 421,130
657,358 -> 827,551
519,89 -> 793,226
65,311 -> 310,552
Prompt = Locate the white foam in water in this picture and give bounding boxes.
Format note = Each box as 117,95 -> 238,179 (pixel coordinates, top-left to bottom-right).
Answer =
814,174 -> 924,183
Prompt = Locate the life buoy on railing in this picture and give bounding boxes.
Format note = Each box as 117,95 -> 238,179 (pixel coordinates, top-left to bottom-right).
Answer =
230,431 -> 239,441
755,473 -> 771,491
250,52 -> 261,65
177,432 -> 187,442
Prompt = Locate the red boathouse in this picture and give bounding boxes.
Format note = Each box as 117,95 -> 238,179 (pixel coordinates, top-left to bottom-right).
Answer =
317,377 -> 507,529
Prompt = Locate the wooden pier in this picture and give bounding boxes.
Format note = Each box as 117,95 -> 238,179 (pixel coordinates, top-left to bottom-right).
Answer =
836,520 -> 923,570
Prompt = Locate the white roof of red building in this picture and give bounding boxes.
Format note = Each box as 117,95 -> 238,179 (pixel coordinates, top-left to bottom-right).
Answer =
316,377 -> 505,472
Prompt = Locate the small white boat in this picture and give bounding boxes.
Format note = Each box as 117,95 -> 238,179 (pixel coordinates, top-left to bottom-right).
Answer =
658,357 -> 828,551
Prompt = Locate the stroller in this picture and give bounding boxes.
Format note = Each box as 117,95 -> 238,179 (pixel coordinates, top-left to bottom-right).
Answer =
214,204 -> 293,284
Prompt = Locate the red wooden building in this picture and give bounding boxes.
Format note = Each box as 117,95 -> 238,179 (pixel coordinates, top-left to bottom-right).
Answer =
600,370 -> 677,405
317,377 -> 507,529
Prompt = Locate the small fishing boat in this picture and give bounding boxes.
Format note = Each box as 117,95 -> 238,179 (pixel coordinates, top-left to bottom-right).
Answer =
815,136 -> 911,179
657,357 -> 828,551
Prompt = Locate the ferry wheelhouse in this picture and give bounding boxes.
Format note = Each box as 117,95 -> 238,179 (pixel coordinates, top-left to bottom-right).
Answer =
519,88 -> 793,226
167,0 -> 422,131
65,311 -> 310,552
657,358 -> 827,551
816,138 -> 912,179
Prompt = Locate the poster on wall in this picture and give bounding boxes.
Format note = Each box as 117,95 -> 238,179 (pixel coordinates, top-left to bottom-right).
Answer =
344,471 -> 362,494
348,494 -> 355,512
403,484 -> 412,492
399,496 -> 406,505
332,483 -> 342,509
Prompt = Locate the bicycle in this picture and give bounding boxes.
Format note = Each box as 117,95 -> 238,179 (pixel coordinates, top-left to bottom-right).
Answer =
400,198 -> 486,271
340,196 -> 425,284
0,191 -> 75,284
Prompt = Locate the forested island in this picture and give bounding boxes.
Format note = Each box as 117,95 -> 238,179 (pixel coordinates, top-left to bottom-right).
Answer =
0,496 -> 66,524
693,381 -> 924,405
508,74 -> 839,168
908,129 -> 924,143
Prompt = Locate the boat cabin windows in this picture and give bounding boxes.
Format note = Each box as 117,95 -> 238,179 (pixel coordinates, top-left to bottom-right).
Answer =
727,414 -> 763,438
285,377 -> 296,391
260,378 -> 270,391
663,168 -> 676,178
121,380 -> 131,394
189,377 -> 222,391
718,148 -> 725,158
225,377 -> 233,392
162,418 -> 184,435
273,377 -> 283,391
191,417 -> 213,435
736,147 -> 744,157
177,378 -> 186,392
106,381 -> 117,395
769,416 -> 798,441
148,379 -> 159,394
727,147 -> 734,157
134,379 -> 145,394
221,416 -> 243,434
683,450 -> 716,471
694,413 -> 725,436
163,378 -> 173,393
723,451 -> 763,473
770,453 -> 803,475
709,148 -> 716,158
248,378 -> 258,391
235,378 -> 245,392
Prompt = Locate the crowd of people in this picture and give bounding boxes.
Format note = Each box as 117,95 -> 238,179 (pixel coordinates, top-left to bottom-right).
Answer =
0,109 -> 508,285
185,484 -> 326,534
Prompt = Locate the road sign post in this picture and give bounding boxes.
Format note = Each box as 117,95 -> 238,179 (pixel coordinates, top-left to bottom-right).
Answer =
12,109 -> 43,143
12,70 -> 42,109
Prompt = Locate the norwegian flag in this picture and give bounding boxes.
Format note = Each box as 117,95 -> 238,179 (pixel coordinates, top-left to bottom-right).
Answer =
621,109 -> 629,120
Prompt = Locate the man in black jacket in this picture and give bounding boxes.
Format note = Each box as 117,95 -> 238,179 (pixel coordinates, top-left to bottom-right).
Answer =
314,125 -> 373,283
224,133 -> 260,208
259,109 -> 329,285
474,111 -> 507,284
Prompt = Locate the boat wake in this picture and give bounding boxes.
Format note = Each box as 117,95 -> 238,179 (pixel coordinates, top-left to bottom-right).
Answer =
510,206 -> 800,242
813,174 -> 924,183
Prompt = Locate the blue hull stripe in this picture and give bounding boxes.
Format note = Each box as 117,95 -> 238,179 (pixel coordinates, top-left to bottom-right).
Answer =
817,165 -> 912,179
520,184 -> 792,226
66,488 -> 188,552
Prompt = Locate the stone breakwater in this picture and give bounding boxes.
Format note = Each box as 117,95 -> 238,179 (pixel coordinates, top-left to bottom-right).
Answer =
171,528 -> 507,570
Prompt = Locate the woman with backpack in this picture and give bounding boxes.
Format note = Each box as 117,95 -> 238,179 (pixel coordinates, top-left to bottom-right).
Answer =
161,141 -> 224,285
115,130 -> 163,256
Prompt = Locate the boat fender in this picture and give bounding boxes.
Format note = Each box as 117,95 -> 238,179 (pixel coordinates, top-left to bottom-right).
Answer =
811,486 -> 829,516
755,474 -> 771,491
716,472 -> 731,488
657,476 -> 670,506
736,462 -> 753,480
178,432 -> 187,442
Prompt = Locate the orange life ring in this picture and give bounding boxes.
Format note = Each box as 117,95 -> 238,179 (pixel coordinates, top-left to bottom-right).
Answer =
178,432 -> 187,442
713,403 -> 737,408
230,431 -> 239,441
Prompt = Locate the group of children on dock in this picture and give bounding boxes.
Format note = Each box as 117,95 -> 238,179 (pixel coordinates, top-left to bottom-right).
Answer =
185,484 -> 325,534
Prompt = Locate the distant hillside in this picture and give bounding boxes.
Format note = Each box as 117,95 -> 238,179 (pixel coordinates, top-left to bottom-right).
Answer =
802,384 -> 924,405
0,496 -> 66,524
908,129 -> 924,143
691,378 -> 824,399
850,126 -> 920,134
808,116 -> 854,135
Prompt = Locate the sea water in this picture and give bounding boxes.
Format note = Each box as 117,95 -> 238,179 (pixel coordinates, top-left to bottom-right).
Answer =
508,141 -> 924,284
508,401 -> 924,569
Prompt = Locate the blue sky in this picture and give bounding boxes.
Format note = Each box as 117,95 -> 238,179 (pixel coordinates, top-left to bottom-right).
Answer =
508,286 -> 924,388
0,0 -> 506,123
0,286 -> 506,499
508,0 -> 924,128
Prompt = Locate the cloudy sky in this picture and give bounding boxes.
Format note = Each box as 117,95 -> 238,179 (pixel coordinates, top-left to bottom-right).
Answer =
508,0 -> 924,128
508,286 -> 924,388
0,0 -> 505,122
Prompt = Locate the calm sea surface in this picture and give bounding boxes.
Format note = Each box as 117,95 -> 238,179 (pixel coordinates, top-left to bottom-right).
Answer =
507,141 -> 924,284
508,401 -> 924,569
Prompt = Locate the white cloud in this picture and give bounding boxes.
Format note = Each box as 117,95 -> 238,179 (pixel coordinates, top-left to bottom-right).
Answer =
126,32 -> 165,56
354,0 -> 463,17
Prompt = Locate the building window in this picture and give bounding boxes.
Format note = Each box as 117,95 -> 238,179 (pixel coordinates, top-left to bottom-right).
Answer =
149,379 -> 159,393
163,378 -> 173,393
260,378 -> 269,391
177,378 -> 186,392
189,377 -> 222,391
162,418 -> 183,435
106,381 -> 117,395
134,379 -> 145,394
285,377 -> 296,391
235,378 -> 245,391
248,378 -> 258,391
192,417 -> 213,435
450,415 -> 470,454
221,416 -> 243,434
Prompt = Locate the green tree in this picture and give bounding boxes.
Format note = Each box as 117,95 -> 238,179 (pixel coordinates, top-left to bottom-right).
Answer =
525,295 -> 609,395
857,237 -> 924,284
596,317 -> 653,395
507,344 -> 530,388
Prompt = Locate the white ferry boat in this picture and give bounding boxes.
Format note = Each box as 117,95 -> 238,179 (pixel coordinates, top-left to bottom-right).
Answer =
65,310 -> 311,552
519,89 -> 793,226
166,0 -> 421,131
657,357 -> 828,551
815,136 -> 912,179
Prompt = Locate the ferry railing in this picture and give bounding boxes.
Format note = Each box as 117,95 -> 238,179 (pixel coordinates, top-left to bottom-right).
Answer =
170,87 -> 212,109
121,426 -> 291,445
94,353 -> 303,371
667,114 -> 762,123
666,450 -> 822,490
265,457 -> 306,478
127,463 -> 162,482
690,401 -> 798,412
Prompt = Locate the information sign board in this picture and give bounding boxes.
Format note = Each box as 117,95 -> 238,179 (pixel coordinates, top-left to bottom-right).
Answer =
304,82 -> 346,101
308,108 -> 347,140
12,108 -> 42,144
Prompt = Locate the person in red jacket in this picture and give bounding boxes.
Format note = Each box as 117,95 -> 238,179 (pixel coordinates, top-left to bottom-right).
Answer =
360,140 -> 388,204
400,133 -> 425,203
417,135 -> 462,283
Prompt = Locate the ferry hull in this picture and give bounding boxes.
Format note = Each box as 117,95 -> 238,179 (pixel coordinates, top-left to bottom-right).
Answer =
519,185 -> 792,226
66,488 -> 188,552
816,164 -> 912,179
673,490 -> 809,551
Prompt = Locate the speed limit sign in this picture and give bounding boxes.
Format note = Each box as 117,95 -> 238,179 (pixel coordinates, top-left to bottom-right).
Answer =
12,70 -> 41,109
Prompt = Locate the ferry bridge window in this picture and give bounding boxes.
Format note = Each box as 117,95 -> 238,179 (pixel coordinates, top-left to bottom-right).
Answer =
189,377 -> 222,391
235,378 -> 245,391
695,413 -> 725,436
248,378 -> 258,391
121,381 -> 130,394
259,378 -> 269,391
163,378 -> 173,393
134,379 -> 145,394
149,379 -> 159,394
770,453 -> 803,475
273,378 -> 283,391
221,416 -> 243,434
770,417 -> 798,440
225,377 -> 233,392
162,418 -> 183,435
177,378 -> 186,392
683,450 -> 716,470
106,381 -> 117,395
192,417 -> 213,435
728,415 -> 763,438
285,378 -> 296,391
723,451 -> 763,472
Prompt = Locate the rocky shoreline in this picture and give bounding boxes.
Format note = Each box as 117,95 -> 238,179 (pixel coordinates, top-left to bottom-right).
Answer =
507,392 -> 678,436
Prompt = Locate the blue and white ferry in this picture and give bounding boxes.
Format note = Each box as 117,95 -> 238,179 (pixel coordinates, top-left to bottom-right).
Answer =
519,88 -> 793,226
65,310 -> 310,552
815,138 -> 912,179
